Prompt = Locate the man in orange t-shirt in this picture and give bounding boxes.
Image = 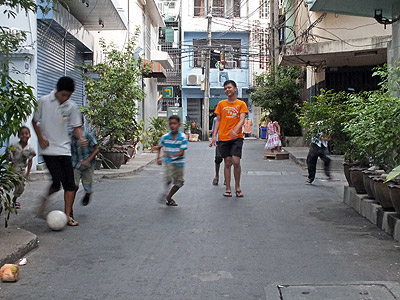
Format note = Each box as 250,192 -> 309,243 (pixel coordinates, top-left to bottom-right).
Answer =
209,80 -> 248,198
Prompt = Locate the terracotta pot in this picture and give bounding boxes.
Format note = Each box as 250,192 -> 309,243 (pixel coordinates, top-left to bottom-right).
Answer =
369,175 -> 379,199
373,178 -> 394,209
127,147 -> 135,158
350,167 -> 367,194
362,170 -> 375,199
343,162 -> 354,187
123,152 -> 130,164
102,151 -> 124,169
388,184 -> 400,214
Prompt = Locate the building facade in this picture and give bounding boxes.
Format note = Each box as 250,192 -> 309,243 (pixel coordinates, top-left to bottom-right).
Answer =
91,0 -> 173,128
305,0 -> 400,67
278,0 -> 392,98
0,0 -> 121,166
156,0 -> 182,118
181,0 -> 269,138
1,0 -> 173,167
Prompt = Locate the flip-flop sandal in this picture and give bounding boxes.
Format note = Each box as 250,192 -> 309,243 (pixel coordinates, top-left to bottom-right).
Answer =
213,178 -> 219,185
67,219 -> 79,226
223,191 -> 232,197
235,191 -> 244,197
305,180 -> 312,185
166,199 -> 178,206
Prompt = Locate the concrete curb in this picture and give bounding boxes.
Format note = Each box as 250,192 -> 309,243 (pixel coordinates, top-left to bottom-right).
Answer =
94,158 -> 157,180
287,151 -> 304,169
344,186 -> 400,241
284,147 -> 344,171
0,228 -> 39,266
29,155 -> 157,182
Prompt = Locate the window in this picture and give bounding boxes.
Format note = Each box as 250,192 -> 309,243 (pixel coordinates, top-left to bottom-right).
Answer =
260,0 -> 269,19
169,1 -> 176,9
194,0 -> 206,17
194,0 -> 240,18
213,0 -> 224,17
225,0 -> 240,18
193,39 -> 242,69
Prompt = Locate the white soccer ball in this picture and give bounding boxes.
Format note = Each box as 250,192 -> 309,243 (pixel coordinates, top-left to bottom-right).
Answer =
46,210 -> 68,231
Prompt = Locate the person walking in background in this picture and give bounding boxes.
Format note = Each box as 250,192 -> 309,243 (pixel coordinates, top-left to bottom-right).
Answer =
243,118 -> 252,137
211,116 -> 224,186
265,114 -> 282,153
71,118 -> 99,208
305,130 -> 332,185
157,115 -> 188,207
33,76 -> 87,226
210,80 -> 248,198
8,126 -> 36,209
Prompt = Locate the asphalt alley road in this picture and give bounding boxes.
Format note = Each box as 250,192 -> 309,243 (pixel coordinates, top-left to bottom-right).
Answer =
1,140 -> 400,300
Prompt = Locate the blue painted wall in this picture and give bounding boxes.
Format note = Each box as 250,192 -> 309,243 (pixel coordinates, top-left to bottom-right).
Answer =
181,31 -> 252,124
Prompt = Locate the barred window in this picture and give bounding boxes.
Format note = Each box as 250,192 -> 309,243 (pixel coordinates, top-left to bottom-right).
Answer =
194,0 -> 240,18
260,0 -> 269,19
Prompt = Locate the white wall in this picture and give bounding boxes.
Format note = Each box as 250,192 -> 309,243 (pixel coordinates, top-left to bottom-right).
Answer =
0,8 -> 39,168
91,0 -> 163,129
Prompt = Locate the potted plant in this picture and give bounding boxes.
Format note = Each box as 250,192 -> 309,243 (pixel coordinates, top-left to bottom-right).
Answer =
80,32 -> 147,169
142,117 -> 168,152
343,65 -> 400,204
188,121 -> 201,142
385,166 -> 400,213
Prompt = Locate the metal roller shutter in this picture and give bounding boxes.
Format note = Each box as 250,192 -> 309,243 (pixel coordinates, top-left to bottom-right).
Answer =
37,21 -> 85,107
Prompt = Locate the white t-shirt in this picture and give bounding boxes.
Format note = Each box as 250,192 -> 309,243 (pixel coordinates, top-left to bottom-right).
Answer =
33,90 -> 82,156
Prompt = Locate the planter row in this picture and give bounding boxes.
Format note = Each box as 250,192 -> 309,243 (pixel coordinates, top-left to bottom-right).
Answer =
344,164 -> 400,213
344,186 -> 400,242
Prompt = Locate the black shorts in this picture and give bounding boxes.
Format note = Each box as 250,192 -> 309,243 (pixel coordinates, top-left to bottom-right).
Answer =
218,138 -> 244,159
43,155 -> 76,192
215,146 -> 223,164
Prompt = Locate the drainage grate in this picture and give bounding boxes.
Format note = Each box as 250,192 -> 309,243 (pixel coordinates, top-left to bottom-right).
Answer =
277,284 -> 397,300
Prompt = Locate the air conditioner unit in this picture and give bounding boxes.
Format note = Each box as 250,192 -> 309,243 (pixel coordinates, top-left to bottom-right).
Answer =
187,74 -> 202,86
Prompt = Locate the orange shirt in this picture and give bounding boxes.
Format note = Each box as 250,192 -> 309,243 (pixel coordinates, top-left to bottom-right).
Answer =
215,99 -> 249,141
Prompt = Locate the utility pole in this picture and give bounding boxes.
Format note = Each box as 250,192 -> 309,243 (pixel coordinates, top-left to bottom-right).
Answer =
202,0 -> 213,141
269,0 -> 275,67
127,0 -> 130,39
269,0 -> 279,68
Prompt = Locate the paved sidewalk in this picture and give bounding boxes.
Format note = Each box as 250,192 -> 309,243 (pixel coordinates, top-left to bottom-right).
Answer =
29,152 -> 157,181
284,146 -> 344,171
282,146 -> 347,199
0,152 -> 156,266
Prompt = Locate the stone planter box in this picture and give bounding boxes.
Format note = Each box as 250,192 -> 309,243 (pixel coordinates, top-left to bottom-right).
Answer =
344,186 -> 400,241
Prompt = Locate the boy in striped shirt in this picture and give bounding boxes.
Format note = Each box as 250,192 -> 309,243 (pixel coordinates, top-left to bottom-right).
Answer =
157,115 -> 188,206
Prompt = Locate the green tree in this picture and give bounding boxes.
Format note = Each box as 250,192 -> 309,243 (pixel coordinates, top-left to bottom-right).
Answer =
81,33 -> 147,151
298,90 -> 350,155
0,0 -> 51,226
251,65 -> 303,136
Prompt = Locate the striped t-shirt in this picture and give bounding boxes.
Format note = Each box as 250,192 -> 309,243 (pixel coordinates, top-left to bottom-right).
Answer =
159,131 -> 188,166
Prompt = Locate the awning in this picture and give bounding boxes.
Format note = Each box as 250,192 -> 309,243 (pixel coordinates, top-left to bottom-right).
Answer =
143,60 -> 167,78
60,0 -> 127,30
151,50 -> 174,69
37,3 -> 94,52
144,0 -> 165,27
280,36 -> 391,67
306,0 -> 398,19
